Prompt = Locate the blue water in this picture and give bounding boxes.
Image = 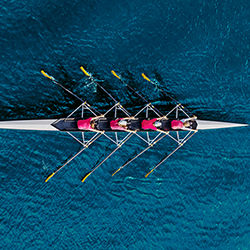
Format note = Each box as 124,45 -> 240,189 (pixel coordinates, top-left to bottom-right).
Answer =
0,0 -> 250,249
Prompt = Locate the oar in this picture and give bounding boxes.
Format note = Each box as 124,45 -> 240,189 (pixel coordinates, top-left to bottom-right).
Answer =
82,132 -> 135,183
112,133 -> 167,176
111,70 -> 164,117
41,70 -> 101,115
145,130 -> 197,178
80,67 -> 131,116
141,73 -> 194,117
81,67 -> 119,104
45,132 -> 102,182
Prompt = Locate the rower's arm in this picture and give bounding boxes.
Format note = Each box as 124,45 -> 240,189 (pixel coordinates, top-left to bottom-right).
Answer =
182,116 -> 197,122
123,116 -> 136,120
157,116 -> 167,120
125,129 -> 137,133
91,128 -> 105,133
92,115 -> 104,120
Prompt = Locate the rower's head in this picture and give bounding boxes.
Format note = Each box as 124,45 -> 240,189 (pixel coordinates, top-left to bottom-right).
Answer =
90,120 -> 95,129
154,121 -> 162,128
183,121 -> 190,128
118,120 -> 128,127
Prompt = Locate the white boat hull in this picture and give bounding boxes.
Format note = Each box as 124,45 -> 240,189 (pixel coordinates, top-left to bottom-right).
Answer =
196,119 -> 248,130
0,119 -> 57,131
0,119 -> 248,131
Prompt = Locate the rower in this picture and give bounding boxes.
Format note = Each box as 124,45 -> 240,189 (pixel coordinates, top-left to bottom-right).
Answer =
78,115 -> 104,133
110,117 -> 136,132
142,116 -> 169,134
171,116 -> 197,131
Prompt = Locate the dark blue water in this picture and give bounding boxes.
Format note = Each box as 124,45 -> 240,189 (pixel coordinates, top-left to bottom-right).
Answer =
1,0 -> 250,249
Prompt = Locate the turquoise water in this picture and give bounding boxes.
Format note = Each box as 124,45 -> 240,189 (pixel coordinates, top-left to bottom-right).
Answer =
0,0 -> 250,249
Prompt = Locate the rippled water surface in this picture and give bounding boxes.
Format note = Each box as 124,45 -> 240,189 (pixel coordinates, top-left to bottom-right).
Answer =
0,0 -> 250,249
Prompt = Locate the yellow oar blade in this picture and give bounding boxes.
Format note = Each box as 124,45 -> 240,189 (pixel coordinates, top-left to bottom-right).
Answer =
41,70 -> 52,80
145,169 -> 154,178
82,172 -> 91,182
141,73 -> 150,82
45,172 -> 55,182
111,70 -> 121,79
112,168 -> 121,177
80,66 -> 90,77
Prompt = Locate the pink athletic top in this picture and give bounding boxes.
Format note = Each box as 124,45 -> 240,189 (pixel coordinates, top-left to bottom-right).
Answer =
141,118 -> 158,131
77,118 -> 93,130
110,118 -> 126,131
171,120 -> 183,130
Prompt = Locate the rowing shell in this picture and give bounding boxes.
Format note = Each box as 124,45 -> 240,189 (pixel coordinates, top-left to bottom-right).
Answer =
0,118 -> 247,131
0,67 -> 248,182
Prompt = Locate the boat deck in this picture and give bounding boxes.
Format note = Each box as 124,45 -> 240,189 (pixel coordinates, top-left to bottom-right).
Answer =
51,117 -> 198,132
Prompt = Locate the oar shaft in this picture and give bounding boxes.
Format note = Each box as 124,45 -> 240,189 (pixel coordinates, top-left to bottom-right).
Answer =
112,134 -> 166,176
41,70 -> 84,103
122,145 -> 151,168
80,67 -> 118,103
124,82 -> 164,116
93,145 -> 120,171
154,144 -> 182,169
123,133 -> 166,168
123,81 -> 149,103
94,78 -> 118,103
111,70 -> 164,117
94,132 -> 134,172
145,131 -> 197,177
145,144 -> 183,178
82,132 -> 134,182
81,67 -> 132,117
56,145 -> 89,173
41,70 -> 101,115
141,73 -> 194,116
45,133 -> 102,182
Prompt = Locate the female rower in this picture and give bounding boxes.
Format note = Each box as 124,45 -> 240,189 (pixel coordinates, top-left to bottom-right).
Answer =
171,116 -> 197,131
77,115 -> 104,132
110,117 -> 136,132
141,116 -> 169,134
